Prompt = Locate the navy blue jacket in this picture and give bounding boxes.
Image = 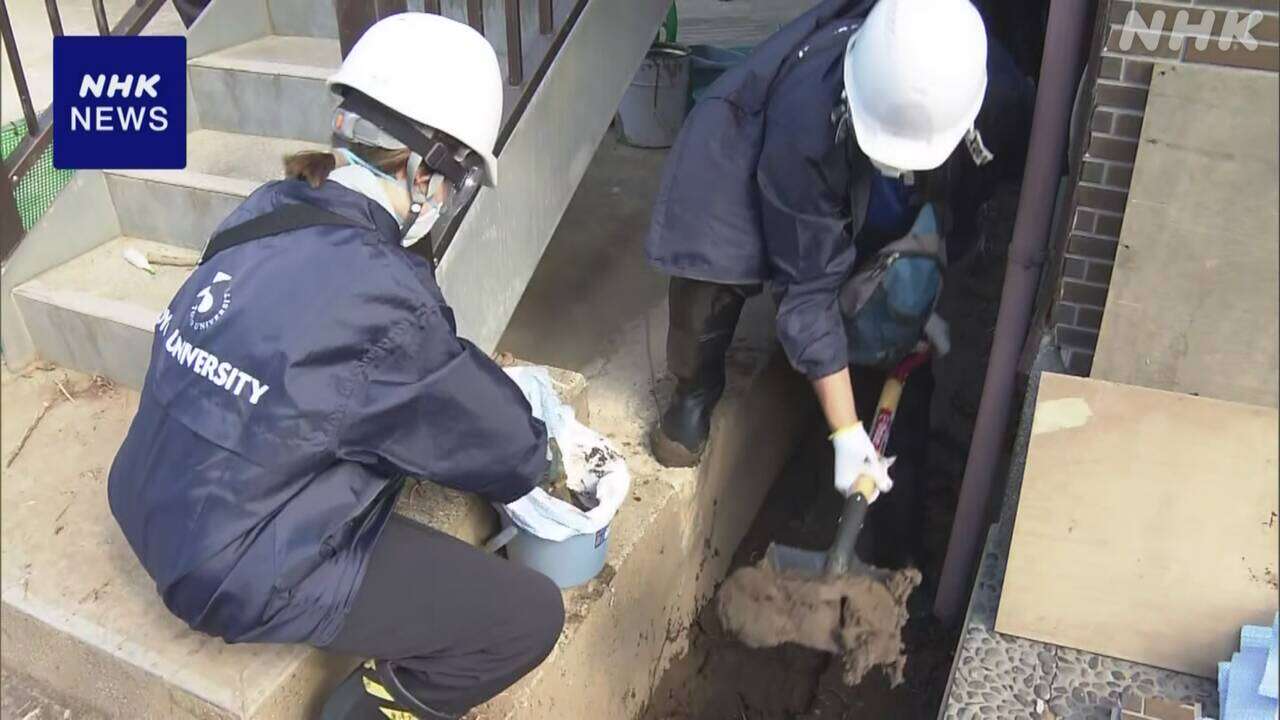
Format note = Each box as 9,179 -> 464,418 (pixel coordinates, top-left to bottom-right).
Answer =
108,179 -> 548,645
646,0 -> 1034,379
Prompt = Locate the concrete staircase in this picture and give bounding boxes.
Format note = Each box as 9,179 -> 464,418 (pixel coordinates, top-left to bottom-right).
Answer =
0,1 -> 818,717
0,0 -> 673,377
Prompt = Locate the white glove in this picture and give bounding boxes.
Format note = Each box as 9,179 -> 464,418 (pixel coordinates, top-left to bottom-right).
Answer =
831,424 -> 895,502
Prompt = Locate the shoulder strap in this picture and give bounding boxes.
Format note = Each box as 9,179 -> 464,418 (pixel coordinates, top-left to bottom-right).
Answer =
200,202 -> 367,264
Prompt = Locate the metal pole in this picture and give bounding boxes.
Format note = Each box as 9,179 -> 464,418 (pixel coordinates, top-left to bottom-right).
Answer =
91,0 -> 110,34
538,0 -> 553,34
504,0 -> 523,86
0,1 -> 40,135
933,0 -> 1092,623
336,0 -> 407,58
112,0 -> 168,36
44,0 -> 65,36
466,0 -> 485,34
0,163 -> 25,263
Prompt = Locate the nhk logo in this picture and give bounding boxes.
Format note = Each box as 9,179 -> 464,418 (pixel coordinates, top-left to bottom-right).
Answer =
53,36 -> 186,169
71,73 -> 170,132
1118,2 -> 1267,54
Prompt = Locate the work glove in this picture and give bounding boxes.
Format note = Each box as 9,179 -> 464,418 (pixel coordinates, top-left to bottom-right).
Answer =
830,424 -> 895,503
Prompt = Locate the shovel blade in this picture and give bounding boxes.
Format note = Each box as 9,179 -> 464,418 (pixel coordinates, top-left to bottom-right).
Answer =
764,542 -> 828,578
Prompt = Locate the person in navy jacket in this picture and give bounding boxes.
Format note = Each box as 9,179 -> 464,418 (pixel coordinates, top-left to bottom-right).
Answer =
645,0 -> 1033,508
108,14 -> 563,720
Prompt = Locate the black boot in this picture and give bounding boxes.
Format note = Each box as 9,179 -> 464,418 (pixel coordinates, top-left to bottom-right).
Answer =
321,661 -> 463,720
650,278 -> 755,468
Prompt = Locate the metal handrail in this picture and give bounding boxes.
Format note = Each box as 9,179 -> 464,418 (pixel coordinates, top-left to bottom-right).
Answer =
427,0 -> 584,262
3,0 -> 564,261
0,1 -> 39,135
0,0 -> 170,262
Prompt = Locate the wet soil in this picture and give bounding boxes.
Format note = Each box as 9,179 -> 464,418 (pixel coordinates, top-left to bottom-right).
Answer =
641,429 -> 959,720
641,186 -> 1019,720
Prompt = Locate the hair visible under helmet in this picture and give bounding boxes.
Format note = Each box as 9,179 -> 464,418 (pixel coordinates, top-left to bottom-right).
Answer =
843,0 -> 989,172
326,13 -> 505,238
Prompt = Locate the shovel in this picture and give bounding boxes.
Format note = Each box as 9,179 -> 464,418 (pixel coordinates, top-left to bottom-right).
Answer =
763,350 -> 931,580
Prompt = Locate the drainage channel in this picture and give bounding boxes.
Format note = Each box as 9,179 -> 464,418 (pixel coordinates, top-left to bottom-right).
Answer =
638,186 -> 1019,720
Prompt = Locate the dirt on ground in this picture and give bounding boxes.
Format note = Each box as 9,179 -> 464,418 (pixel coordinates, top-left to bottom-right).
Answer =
1,668 -> 99,720
641,186 -> 1018,720
641,430 -> 960,720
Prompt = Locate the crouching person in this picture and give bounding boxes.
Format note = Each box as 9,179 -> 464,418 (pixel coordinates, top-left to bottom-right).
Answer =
106,14 -> 564,719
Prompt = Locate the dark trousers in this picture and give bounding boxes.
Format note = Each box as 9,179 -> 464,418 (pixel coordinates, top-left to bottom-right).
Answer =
324,516 -> 565,715
665,277 -> 761,391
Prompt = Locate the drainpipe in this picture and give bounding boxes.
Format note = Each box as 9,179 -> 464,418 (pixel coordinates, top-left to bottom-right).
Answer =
933,0 -> 1092,623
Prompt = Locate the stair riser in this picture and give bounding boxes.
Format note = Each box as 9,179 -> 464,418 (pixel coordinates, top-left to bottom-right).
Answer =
106,175 -> 245,250
189,67 -> 335,143
268,0 -> 339,39
11,291 -> 154,390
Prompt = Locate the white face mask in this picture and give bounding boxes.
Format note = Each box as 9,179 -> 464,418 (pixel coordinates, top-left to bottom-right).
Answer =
331,150 -> 444,249
400,174 -> 446,248
401,199 -> 440,247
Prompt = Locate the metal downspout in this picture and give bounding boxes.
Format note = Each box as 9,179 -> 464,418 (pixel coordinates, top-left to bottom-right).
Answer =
933,0 -> 1093,622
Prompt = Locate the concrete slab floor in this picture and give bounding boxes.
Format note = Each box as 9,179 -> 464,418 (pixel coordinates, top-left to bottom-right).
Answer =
499,134 -> 672,373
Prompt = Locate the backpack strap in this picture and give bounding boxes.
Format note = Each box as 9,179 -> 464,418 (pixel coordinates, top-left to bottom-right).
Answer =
200,202 -> 367,264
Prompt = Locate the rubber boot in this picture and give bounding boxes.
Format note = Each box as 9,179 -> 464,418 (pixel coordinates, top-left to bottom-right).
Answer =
650,278 -> 754,468
320,661 -> 463,720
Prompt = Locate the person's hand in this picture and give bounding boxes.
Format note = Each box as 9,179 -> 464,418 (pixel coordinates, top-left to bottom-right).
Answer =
830,424 -> 894,502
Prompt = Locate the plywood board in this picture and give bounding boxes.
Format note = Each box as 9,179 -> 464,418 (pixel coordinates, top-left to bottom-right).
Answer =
996,372 -> 1279,677
1092,63 -> 1279,409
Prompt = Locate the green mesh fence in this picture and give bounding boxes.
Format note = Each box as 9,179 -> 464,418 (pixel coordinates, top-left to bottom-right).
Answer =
1,119 -> 73,231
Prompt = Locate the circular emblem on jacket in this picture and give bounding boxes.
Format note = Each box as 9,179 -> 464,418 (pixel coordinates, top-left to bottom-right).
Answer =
189,271 -> 233,331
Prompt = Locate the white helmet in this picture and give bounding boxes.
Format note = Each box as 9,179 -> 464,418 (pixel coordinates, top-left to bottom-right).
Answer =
844,0 -> 988,172
328,13 -> 503,186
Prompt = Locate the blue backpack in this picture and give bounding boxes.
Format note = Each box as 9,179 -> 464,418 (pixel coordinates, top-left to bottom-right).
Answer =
840,204 -> 950,368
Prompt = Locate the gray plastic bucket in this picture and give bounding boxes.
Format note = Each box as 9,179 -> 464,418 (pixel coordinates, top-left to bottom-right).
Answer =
616,44 -> 691,149
486,509 -> 610,589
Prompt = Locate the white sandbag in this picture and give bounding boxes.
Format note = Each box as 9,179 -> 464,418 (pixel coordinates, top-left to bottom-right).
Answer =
502,366 -> 631,542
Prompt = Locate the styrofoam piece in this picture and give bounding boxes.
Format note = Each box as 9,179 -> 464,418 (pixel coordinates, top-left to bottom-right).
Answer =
1220,616 -> 1280,720
1261,616 -> 1279,700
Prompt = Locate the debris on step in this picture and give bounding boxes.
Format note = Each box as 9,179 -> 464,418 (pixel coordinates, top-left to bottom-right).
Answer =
145,246 -> 202,267
4,373 -> 115,468
122,247 -> 156,275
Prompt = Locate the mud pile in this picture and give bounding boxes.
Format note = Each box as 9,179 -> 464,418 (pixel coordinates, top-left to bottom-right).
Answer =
717,562 -> 921,685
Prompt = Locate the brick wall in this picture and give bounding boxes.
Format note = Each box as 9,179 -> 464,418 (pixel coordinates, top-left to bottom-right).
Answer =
1049,0 -> 1280,375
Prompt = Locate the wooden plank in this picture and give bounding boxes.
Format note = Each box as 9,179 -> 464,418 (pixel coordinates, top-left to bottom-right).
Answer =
1092,63 -> 1279,409
996,373 -> 1279,678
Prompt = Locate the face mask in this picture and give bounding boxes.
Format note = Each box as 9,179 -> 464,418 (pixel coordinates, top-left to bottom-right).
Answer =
400,174 -> 446,248
335,149 -> 443,248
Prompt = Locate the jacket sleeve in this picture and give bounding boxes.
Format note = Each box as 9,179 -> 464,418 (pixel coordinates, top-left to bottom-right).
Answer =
757,75 -> 858,381
337,305 -> 549,504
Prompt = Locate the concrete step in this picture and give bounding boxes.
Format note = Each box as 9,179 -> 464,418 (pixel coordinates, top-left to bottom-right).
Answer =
0,300 -> 810,719
12,237 -> 192,389
188,36 -> 341,143
105,130 -> 326,249
0,361 -> 584,720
